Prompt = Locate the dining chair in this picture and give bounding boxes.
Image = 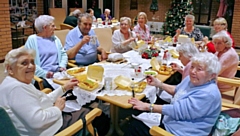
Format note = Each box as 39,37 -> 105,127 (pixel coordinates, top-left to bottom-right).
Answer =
149,102 -> 240,136
60,23 -> 74,30
94,28 -> 112,53
49,8 -> 66,30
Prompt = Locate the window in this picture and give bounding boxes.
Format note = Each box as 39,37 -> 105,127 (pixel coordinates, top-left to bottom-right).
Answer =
192,0 -> 212,25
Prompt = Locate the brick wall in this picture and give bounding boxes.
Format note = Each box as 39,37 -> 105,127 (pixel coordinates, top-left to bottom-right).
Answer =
0,0 -> 12,62
232,0 -> 240,47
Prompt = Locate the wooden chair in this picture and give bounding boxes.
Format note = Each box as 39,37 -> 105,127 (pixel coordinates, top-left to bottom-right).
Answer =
149,102 -> 240,136
49,8 -> 66,30
60,23 -> 74,30
94,28 -> 112,53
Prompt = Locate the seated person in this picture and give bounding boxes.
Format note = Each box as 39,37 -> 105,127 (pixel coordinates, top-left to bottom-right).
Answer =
0,47 -> 110,136
212,31 -> 239,92
64,13 -> 107,66
25,15 -> 67,89
133,12 -> 151,43
174,14 -> 204,42
125,52 -> 222,136
100,9 -> 112,21
86,8 -> 96,22
203,17 -> 235,53
63,9 -> 81,27
111,17 -> 137,53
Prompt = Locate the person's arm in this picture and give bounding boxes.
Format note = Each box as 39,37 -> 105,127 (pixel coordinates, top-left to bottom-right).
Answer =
97,46 -> 107,61
55,37 -> 68,68
112,30 -> 135,51
65,34 -> 90,59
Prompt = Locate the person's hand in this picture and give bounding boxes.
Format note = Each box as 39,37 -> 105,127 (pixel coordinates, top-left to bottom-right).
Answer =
171,63 -> 183,72
128,98 -> 149,111
101,50 -> 108,61
46,71 -> 54,78
59,67 -> 66,72
176,29 -> 181,35
54,97 -> 66,111
146,76 -> 161,87
202,36 -> 209,44
62,78 -> 79,91
129,37 -> 135,43
81,35 -> 91,45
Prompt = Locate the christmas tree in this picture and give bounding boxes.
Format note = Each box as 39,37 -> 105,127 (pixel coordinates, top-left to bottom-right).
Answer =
160,0 -> 193,36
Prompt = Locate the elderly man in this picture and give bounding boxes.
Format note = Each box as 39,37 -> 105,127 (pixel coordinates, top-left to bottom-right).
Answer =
100,9 -> 112,21
64,13 -> 107,66
63,9 -> 81,27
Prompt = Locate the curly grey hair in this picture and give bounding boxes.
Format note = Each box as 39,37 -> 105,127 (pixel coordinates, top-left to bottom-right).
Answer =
34,15 -> 54,33
4,47 -> 36,69
176,42 -> 199,59
212,30 -> 232,47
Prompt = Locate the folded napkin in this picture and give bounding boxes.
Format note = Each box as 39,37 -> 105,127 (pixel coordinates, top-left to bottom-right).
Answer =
132,112 -> 162,128
53,71 -> 73,80
107,53 -> 124,62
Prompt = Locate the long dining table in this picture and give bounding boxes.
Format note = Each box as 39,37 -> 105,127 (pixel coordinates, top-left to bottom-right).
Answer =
53,48 -> 181,136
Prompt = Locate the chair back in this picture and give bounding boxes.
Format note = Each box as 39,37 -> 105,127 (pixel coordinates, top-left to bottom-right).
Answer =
49,8 -> 66,30
60,23 -> 74,30
195,25 -> 212,39
54,29 -> 70,46
94,28 -> 112,52
0,107 -> 20,135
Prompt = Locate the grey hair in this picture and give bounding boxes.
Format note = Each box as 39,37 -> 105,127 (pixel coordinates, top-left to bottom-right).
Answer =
191,52 -> 221,75
78,13 -> 93,24
212,30 -> 232,47
185,14 -> 195,22
4,48 -> 36,69
137,12 -> 148,24
72,9 -> 81,16
176,42 -> 199,58
120,17 -> 131,27
105,9 -> 110,13
34,15 -> 54,33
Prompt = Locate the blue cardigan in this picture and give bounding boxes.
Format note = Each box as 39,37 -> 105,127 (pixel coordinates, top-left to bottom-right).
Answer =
25,34 -> 68,78
162,76 -> 221,136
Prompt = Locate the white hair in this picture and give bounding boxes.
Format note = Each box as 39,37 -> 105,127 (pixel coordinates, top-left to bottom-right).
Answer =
105,9 -> 110,13
191,52 -> 221,75
212,30 -> 232,47
176,42 -> 199,58
34,15 -> 54,33
4,48 -> 36,69
72,9 -> 81,16
185,14 -> 195,22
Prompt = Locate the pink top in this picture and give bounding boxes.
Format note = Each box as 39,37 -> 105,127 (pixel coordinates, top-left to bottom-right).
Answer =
182,62 -> 191,80
216,48 -> 239,91
133,24 -> 151,41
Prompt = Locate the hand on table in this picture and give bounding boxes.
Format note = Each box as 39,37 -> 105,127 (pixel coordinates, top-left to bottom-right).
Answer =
46,71 -> 54,78
100,50 -> 108,61
59,67 -> 66,72
128,98 -> 149,111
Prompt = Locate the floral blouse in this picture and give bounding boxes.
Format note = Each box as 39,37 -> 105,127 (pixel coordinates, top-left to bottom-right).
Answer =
180,27 -> 204,41
133,24 -> 151,41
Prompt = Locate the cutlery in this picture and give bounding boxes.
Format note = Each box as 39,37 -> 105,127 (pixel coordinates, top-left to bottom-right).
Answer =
136,77 -> 147,84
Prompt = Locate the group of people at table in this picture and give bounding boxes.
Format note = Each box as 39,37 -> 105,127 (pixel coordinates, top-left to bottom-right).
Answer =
0,9 -> 239,136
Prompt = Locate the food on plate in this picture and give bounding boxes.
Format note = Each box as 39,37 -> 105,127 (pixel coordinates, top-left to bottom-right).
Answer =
75,74 -> 99,91
133,82 -> 147,93
158,65 -> 174,75
67,67 -> 85,76
144,70 -> 158,76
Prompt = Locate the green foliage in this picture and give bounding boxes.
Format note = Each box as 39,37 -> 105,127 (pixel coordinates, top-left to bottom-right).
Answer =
160,0 -> 194,36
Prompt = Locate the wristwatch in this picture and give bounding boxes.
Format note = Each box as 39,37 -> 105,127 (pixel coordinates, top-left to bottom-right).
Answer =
149,104 -> 154,113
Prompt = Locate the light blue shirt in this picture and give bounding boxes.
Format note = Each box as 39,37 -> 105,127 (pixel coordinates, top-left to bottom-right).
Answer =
37,36 -> 59,72
64,26 -> 100,66
162,76 -> 221,136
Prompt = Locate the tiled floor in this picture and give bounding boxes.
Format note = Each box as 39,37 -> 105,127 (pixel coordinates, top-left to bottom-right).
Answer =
0,63 -> 6,83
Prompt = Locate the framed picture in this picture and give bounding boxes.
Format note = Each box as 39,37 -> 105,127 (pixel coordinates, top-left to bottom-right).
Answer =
130,0 -> 138,10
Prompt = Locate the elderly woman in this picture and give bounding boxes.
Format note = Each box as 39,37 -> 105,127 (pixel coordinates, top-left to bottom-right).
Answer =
0,48 -> 79,135
212,31 -> 239,92
63,9 -> 81,27
25,15 -> 67,89
0,48 -> 109,136
100,9 -> 112,21
111,17 -> 137,53
133,12 -> 151,42
125,52 -> 222,136
86,8 -> 96,22
174,14 -> 204,42
203,17 -> 235,53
